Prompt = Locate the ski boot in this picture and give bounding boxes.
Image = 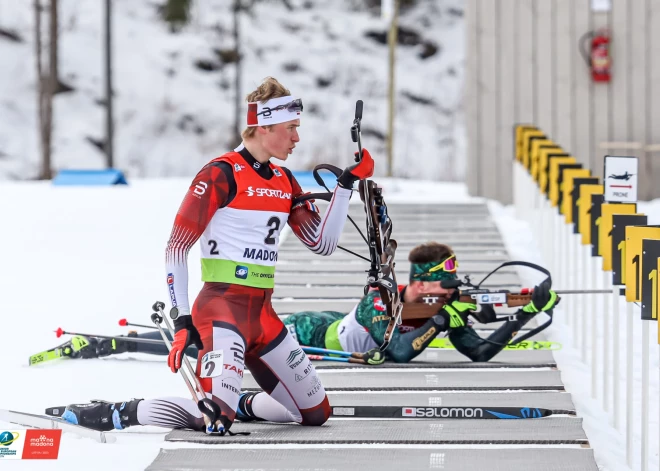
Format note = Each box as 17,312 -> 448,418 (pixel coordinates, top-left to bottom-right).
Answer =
235,392 -> 262,422
96,331 -> 139,357
61,399 -> 142,431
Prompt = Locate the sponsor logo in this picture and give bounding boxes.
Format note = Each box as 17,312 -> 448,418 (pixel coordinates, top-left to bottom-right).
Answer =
295,364 -> 312,382
422,296 -> 440,305
481,294 -> 490,302
193,181 -> 208,197
167,273 -> 177,307
235,266 -> 248,279
245,186 -> 291,199
401,407 -> 484,419
0,431 -> 19,447
22,429 -> 62,459
372,314 -> 388,323
253,162 -> 261,169
306,376 -> 322,398
373,297 -> 386,312
234,163 -> 244,172
222,380 -> 240,395
412,327 -> 437,351
243,248 -> 278,262
401,408 -> 415,417
286,348 -> 306,369
223,363 -> 243,378
273,168 -> 282,177
231,343 -> 244,365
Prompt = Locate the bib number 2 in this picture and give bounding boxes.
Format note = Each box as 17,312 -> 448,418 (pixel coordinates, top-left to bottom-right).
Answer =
200,350 -> 224,378
264,216 -> 281,245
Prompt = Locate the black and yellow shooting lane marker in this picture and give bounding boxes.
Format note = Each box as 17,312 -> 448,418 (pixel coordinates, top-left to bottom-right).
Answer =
625,226 -> 660,305
571,178 -> 600,235
548,157 -> 578,208
578,184 -> 603,246
598,203 -> 637,271
540,152 -> 570,195
641,238 -> 660,320
611,214 -> 648,287
589,194 -> 605,257
520,128 -> 546,171
530,140 -> 561,183
561,169 -> 592,224
514,124 -> 540,163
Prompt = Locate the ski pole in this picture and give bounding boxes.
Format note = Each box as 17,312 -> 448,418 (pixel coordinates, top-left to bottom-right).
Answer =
118,318 -> 157,330
55,328 -> 164,345
150,312 -> 200,404
302,346 -> 383,364
306,354 -> 366,364
152,301 -> 225,434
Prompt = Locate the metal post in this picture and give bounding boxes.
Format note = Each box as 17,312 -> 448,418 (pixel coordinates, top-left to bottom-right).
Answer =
104,0 -> 114,168
602,270 -> 610,414
612,285 -> 621,431
591,257 -> 599,400
581,244 -> 589,363
626,302 -> 633,468
641,320 -> 649,471
385,0 -> 399,177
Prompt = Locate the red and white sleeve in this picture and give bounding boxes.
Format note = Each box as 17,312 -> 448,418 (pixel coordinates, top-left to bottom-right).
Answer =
165,164 -> 230,316
287,175 -> 352,256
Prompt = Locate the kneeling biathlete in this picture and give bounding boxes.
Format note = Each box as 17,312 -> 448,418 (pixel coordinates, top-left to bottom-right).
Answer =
60,77 -> 376,434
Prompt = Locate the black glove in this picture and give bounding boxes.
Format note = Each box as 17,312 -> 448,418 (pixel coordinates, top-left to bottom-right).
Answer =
522,280 -> 559,313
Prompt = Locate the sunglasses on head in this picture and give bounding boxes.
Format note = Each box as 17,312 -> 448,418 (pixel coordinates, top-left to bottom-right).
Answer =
427,254 -> 458,273
256,98 -> 303,116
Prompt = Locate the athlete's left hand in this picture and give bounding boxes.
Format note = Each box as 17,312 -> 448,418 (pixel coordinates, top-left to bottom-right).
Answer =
364,347 -> 385,365
337,148 -> 375,189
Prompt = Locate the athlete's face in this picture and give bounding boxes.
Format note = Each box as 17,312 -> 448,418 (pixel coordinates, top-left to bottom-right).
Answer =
405,281 -> 455,303
263,120 -> 300,161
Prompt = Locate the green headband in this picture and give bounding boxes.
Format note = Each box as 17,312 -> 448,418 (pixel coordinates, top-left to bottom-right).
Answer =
409,261 -> 458,282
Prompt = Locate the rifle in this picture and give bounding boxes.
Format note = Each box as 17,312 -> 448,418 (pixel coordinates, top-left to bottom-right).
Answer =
291,100 -> 402,352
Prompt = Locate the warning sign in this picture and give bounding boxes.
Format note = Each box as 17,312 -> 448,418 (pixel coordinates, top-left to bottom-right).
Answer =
604,155 -> 638,203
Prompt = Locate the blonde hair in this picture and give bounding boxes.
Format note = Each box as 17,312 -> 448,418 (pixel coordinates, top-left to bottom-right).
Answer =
241,77 -> 291,140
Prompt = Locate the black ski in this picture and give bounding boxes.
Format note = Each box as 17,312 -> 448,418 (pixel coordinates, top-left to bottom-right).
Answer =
330,405 -> 573,419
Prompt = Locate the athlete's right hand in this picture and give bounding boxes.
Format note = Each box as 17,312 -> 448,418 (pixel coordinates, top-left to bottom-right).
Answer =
167,315 -> 203,373
337,148 -> 375,189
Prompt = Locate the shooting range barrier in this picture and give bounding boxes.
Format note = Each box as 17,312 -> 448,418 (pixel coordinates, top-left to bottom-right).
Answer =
514,123 -> 659,470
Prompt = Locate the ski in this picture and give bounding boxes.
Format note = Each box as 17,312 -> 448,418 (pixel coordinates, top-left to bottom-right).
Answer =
330,405 -> 571,419
429,337 -> 561,351
0,409 -> 115,443
28,336 -> 92,366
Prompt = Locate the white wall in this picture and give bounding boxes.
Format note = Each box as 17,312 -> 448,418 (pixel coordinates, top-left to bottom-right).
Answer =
465,0 -> 660,203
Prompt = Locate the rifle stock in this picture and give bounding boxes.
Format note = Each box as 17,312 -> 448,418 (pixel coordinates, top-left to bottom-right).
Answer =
402,293 -> 534,321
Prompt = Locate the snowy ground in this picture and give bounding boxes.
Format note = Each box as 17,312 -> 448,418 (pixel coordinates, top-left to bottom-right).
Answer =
0,0 -> 465,182
1,175 -> 657,470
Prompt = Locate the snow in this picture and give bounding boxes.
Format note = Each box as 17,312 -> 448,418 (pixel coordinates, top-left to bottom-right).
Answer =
0,0 -> 465,182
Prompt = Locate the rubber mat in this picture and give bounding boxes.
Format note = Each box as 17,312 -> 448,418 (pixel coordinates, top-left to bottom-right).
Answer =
308,349 -> 554,369
327,391 -> 575,410
164,417 -> 585,444
147,448 -> 597,471
242,369 -> 564,391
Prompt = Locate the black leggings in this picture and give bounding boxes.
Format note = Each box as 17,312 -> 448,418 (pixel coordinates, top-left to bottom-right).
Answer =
134,331 -> 198,358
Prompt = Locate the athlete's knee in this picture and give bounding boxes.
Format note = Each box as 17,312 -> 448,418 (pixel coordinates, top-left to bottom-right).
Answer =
300,395 -> 331,426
